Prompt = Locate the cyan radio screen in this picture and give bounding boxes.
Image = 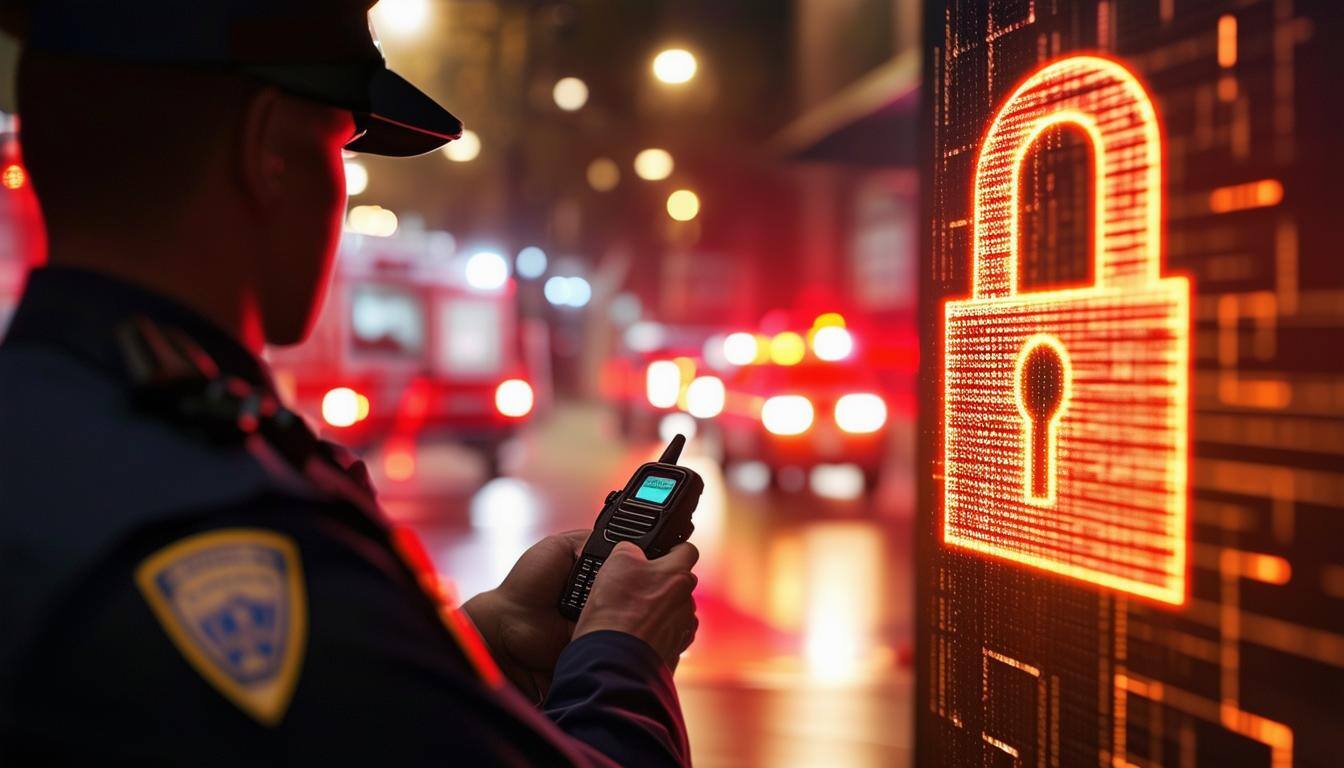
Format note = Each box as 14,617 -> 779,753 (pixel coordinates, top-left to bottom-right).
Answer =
634,475 -> 677,506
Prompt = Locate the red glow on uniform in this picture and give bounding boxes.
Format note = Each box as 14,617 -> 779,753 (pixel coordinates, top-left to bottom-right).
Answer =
389,526 -> 503,688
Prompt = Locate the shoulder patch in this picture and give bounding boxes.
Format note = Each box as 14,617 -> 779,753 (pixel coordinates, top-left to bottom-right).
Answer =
135,529 -> 307,726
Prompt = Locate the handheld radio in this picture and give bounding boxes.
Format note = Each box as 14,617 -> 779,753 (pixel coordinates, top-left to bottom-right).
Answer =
559,434 -> 704,620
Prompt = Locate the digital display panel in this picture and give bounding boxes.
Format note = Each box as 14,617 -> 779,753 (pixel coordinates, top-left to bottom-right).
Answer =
918,2 -> 1344,767
633,475 -> 677,505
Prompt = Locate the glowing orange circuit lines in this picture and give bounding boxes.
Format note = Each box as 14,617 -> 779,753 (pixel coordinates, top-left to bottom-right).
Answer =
1115,673 -> 1292,768
942,56 -> 1190,605
981,647 -> 1048,765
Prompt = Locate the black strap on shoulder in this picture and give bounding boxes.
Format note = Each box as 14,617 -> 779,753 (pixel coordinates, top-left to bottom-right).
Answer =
116,316 -> 320,463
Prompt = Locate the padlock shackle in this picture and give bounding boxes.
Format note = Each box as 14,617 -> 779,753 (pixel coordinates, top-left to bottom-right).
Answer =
971,56 -> 1163,300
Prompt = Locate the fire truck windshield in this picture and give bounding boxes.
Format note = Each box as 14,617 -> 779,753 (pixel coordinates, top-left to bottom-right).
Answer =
351,284 -> 425,357
435,298 -> 503,376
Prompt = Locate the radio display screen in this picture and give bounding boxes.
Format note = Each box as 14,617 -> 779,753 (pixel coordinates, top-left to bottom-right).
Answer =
633,475 -> 677,505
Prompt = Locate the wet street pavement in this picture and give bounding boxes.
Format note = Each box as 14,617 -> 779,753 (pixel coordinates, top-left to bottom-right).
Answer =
365,403 -> 913,767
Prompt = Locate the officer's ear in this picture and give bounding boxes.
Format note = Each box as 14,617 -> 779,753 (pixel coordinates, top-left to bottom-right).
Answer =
237,86 -> 289,207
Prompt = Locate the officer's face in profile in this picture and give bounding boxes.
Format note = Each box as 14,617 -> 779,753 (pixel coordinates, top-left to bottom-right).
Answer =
245,93 -> 359,346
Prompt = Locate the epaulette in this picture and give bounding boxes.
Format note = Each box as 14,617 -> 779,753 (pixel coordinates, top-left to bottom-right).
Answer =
114,315 -> 321,472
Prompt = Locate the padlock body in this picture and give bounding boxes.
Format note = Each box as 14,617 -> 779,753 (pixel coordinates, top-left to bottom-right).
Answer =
942,278 -> 1189,604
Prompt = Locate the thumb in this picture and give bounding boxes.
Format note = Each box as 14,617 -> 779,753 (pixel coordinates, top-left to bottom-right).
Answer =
555,529 -> 590,558
609,541 -> 647,560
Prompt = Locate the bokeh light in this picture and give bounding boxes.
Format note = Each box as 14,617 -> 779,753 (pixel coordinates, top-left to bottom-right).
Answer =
701,334 -> 730,370
646,361 -> 682,409
494,379 -> 535,418
634,148 -> 675,181
624,321 -> 666,352
544,275 -> 592,308
553,77 -> 590,111
658,412 -> 698,443
769,331 -> 806,366
811,326 -> 854,361
515,246 -> 548,279
543,276 -> 570,306
343,161 -> 368,196
587,158 -> 621,191
346,205 -> 399,237
443,129 -> 481,162
722,332 -> 759,366
322,387 -> 365,428
652,48 -> 698,84
465,250 -> 509,291
609,292 -> 643,325
565,276 -> 593,308
2,163 -> 26,190
834,393 -> 887,434
762,395 -> 814,436
813,311 -> 846,328
513,246 -> 545,279
372,0 -> 430,37
666,189 -> 700,221
686,375 -> 725,419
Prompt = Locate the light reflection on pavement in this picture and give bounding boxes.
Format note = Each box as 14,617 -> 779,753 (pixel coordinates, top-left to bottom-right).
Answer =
369,403 -> 912,767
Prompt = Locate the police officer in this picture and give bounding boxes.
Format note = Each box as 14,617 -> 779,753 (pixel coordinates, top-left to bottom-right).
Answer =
0,2 -> 699,764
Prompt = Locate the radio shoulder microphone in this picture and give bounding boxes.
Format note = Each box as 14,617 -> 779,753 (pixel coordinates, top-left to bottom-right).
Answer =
558,434 -> 704,620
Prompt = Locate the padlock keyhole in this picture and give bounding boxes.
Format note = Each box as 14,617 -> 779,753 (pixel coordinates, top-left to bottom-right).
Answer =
1018,343 -> 1067,501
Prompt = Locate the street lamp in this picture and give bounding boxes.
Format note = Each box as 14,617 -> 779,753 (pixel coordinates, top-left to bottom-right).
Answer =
652,48 -> 697,84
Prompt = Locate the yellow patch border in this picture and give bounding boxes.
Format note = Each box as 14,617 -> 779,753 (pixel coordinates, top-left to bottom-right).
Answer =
135,528 -> 307,726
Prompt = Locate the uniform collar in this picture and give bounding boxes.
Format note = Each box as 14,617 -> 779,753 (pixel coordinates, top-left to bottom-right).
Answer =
3,266 -> 274,392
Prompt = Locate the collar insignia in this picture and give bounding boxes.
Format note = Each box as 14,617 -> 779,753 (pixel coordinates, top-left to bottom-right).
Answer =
136,529 -> 307,726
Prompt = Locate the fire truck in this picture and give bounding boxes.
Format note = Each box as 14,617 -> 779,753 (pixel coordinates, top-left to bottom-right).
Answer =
0,119 -> 46,334
0,118 -> 541,481
267,230 -> 544,481
714,314 -> 916,494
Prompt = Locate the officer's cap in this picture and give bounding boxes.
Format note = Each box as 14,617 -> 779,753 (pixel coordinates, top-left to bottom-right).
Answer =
6,0 -> 462,157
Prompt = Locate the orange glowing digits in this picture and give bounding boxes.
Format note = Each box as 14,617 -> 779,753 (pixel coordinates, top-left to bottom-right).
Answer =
941,56 -> 1190,605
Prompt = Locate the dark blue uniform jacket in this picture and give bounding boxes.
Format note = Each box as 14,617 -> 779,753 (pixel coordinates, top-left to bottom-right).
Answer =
0,267 -> 692,766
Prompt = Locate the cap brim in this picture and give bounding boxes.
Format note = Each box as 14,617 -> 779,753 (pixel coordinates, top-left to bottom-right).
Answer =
345,68 -> 462,158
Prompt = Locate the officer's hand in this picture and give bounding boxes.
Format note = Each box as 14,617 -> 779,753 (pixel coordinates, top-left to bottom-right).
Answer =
461,529 -> 588,702
574,541 -> 699,671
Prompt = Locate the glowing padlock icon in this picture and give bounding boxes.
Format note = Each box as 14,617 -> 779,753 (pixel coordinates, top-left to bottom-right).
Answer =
942,56 -> 1190,605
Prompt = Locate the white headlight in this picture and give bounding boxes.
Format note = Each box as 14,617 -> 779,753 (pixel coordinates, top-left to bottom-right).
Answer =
834,393 -> 886,434
686,376 -> 725,419
762,395 -> 814,436
646,361 -> 682,409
